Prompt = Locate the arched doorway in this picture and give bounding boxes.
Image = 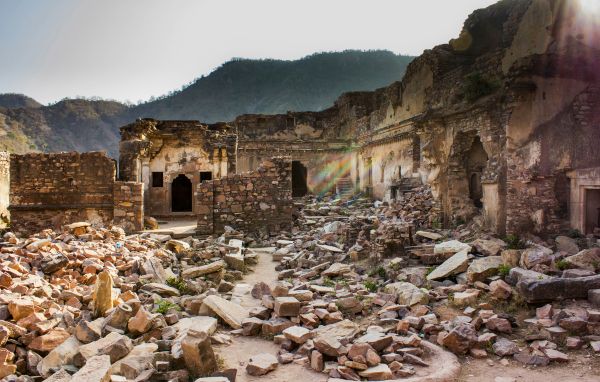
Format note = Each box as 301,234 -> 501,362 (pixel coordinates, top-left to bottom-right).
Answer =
292,161 -> 308,197
172,174 -> 192,212
466,137 -> 488,209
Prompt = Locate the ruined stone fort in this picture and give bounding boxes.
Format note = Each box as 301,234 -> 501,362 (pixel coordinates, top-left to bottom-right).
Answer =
2,0 -> 599,238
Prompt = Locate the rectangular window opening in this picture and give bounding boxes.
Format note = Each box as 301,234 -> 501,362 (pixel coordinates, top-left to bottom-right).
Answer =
200,171 -> 213,183
152,172 -> 163,187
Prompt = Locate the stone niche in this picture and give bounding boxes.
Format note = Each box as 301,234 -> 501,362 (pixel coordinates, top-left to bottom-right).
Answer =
568,167 -> 600,235
9,152 -> 144,235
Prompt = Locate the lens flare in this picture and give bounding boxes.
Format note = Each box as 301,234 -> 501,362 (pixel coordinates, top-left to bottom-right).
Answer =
579,0 -> 600,13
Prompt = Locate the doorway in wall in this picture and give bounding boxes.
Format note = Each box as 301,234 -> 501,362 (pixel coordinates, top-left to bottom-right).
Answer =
292,161 -> 308,197
466,137 -> 488,209
585,189 -> 600,234
172,174 -> 192,212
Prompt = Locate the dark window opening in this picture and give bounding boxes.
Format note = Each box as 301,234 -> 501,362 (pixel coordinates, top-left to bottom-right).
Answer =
152,172 -> 163,187
292,161 -> 308,197
200,171 -> 213,183
172,174 -> 192,212
412,136 -> 421,173
466,137 -> 488,209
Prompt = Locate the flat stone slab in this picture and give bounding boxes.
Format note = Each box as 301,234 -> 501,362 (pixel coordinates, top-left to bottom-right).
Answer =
517,274 -> 600,303
182,260 -> 224,278
200,295 -> 249,329
434,240 -> 471,255
427,250 -> 469,281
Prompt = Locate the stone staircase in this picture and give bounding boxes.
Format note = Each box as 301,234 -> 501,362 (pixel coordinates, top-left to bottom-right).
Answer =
336,177 -> 355,198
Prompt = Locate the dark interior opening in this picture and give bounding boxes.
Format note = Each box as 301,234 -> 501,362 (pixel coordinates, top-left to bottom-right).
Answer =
172,174 -> 192,212
292,161 -> 308,197
152,172 -> 163,187
200,171 -> 213,183
466,137 -> 488,209
585,189 -> 600,234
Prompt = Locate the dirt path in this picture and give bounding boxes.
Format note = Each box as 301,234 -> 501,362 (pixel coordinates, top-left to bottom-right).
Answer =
215,247 -> 328,382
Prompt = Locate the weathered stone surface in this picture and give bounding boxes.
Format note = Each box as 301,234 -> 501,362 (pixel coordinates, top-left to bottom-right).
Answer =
489,279 -> 512,299
564,248 -> 600,272
314,335 -> 347,357
42,368 -> 72,382
427,250 -> 469,281
182,330 -> 217,378
555,236 -> 579,254
38,336 -> 81,377
29,328 -> 70,353
201,295 -> 249,329
93,270 -> 115,317
274,296 -> 301,317
471,238 -> 505,257
282,326 -> 312,344
182,261 -> 224,279
71,355 -> 111,382
434,240 -> 471,255
384,282 -> 428,306
139,282 -> 180,297
501,249 -> 522,267
75,318 -> 103,343
493,338 -> 519,356
519,247 -> 553,269
442,324 -> 477,355
517,274 -> 600,303
8,299 -> 34,321
322,263 -> 351,277
358,364 -> 393,380
466,256 -> 502,283
246,353 -> 278,376
127,306 -> 153,335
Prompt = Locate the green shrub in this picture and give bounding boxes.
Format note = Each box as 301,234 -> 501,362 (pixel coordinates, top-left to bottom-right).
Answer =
504,234 -> 525,250
498,264 -> 511,277
155,299 -> 180,314
555,259 -> 569,270
363,279 -> 378,293
166,277 -> 190,294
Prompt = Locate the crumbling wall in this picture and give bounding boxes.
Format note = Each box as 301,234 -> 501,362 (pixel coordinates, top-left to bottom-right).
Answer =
113,182 -> 144,233
0,152 -> 9,227
9,152 -> 144,235
197,157 -> 292,235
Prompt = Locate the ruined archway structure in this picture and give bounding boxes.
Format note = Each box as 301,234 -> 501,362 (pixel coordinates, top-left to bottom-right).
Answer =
7,0 -> 598,236
116,0 -> 600,236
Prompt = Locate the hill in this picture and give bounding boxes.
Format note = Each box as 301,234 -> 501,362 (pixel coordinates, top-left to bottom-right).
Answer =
0,50 -> 413,156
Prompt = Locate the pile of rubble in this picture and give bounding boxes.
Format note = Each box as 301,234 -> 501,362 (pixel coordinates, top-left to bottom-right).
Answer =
1,192 -> 600,382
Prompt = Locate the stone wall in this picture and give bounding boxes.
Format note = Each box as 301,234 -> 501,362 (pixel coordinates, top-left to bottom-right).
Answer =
0,152 -> 9,228
197,157 -> 292,235
9,152 -> 144,235
113,182 -> 144,233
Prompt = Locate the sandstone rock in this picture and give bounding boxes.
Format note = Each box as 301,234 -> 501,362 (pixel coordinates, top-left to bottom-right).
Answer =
501,249 -> 521,267
517,274 -> 600,303
105,303 -> 134,330
452,290 -> 479,306
42,368 -> 72,382
127,306 -> 153,335
246,353 -> 278,376
139,282 -> 180,297
489,279 -> 512,299
93,270 -> 115,317
384,282 -> 428,306
29,328 -> 70,353
314,335 -> 347,357
520,247 -> 553,269
75,319 -> 103,343
242,317 -> 264,336
442,324 -> 477,355
251,282 -> 271,299
472,238 -> 506,257
182,261 -> 224,279
166,239 -> 190,254
426,250 -> 469,281
354,332 -> 393,352
282,326 -> 312,344
358,364 -> 393,380
225,253 -> 245,271
466,256 -> 502,283
182,330 -> 217,378
8,299 -> 34,321
322,263 -> 351,277
486,317 -> 512,334
434,240 -> 471,255
416,231 -> 443,240
311,350 -> 324,371
564,248 -> 600,271
493,338 -> 519,356
37,336 -> 81,377
555,236 -> 579,254
75,332 -> 132,366
274,296 -> 301,317
201,295 -> 249,329
71,355 -> 111,382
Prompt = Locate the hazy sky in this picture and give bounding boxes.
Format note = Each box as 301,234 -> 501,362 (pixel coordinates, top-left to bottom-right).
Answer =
0,0 -> 497,105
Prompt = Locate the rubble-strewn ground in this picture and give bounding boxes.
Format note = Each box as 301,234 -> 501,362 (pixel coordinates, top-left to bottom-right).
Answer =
0,189 -> 600,382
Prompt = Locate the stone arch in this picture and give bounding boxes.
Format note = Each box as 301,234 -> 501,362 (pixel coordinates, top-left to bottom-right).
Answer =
466,137 -> 489,208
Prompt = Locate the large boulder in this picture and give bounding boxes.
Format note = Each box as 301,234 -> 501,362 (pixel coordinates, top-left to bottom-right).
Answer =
520,246 -> 553,269
427,250 -> 469,281
441,324 -> 478,355
555,236 -> 579,254
564,248 -> 600,272
434,240 -> 471,256
516,274 -> 600,303
471,238 -> 506,257
199,295 -> 249,329
466,256 -> 503,283
384,282 -> 428,306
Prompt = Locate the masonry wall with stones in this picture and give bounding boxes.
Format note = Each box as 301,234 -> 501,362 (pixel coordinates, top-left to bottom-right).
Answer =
113,181 -> 144,233
119,119 -> 237,218
0,152 -> 9,228
9,152 -> 144,235
196,157 -> 292,235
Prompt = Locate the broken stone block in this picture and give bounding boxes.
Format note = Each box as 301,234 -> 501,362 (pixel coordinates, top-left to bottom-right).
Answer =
200,295 -> 249,329
589,289 -> 600,307
71,354 -> 111,382
501,249 -> 521,267
37,336 -> 81,377
519,247 -> 553,269
8,299 -> 35,321
517,274 -> 600,303
182,261 -> 224,279
274,296 -> 301,317
261,318 -> 295,337
489,279 -> 512,300
75,319 -> 103,344
384,282 -> 428,306
311,350 -> 324,371
354,332 -> 393,352
493,337 -> 519,356
426,250 -> 469,281
251,282 -> 271,299
140,282 -> 180,297
29,328 -> 71,353
564,248 -> 600,272
314,335 -> 347,357
42,368 -> 72,382
282,326 -> 312,344
358,364 -> 393,380
93,270 -> 115,318
452,290 -> 479,306
486,317 -> 512,334
181,330 -> 217,378
322,263 -> 351,277
442,324 -> 477,355
246,353 -> 278,376
105,303 -> 134,331
74,332 -> 132,366
127,306 -> 153,336
555,236 -> 579,255
242,317 -> 264,336
471,238 -> 506,257
466,256 -> 502,283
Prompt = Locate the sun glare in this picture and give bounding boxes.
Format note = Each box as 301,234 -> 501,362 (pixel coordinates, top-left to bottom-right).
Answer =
579,0 -> 600,14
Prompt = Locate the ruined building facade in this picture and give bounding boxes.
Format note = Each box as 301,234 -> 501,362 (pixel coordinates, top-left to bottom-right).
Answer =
3,0 -> 600,237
